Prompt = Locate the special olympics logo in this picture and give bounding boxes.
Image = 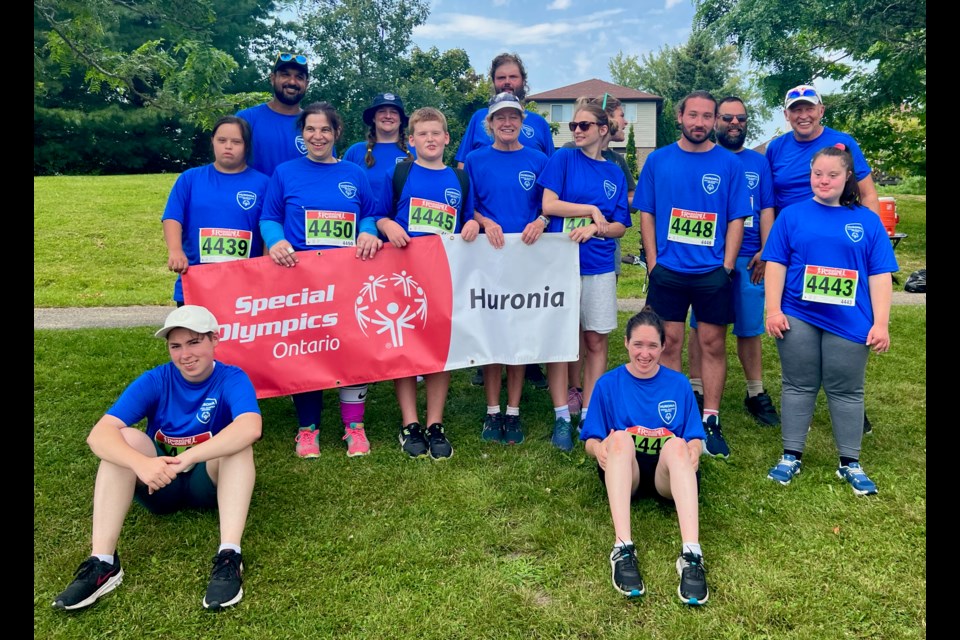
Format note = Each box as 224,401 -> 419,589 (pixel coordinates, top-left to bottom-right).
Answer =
354,270 -> 428,348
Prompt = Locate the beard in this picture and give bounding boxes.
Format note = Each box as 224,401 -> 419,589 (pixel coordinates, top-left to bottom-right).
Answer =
717,128 -> 746,150
680,123 -> 710,145
273,83 -> 305,106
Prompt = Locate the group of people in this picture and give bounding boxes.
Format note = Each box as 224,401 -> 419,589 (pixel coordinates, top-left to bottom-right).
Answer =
51,50 -> 896,613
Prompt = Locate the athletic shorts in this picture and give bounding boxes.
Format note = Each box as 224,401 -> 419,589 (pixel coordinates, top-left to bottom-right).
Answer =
646,264 -> 734,326
580,272 -> 618,334
596,451 -> 701,504
689,255 -> 764,337
134,441 -> 217,515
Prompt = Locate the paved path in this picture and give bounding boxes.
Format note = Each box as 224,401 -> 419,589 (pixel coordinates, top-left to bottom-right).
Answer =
34,293 -> 926,330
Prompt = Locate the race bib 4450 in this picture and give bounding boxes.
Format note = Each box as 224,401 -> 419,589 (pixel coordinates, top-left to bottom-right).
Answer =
305,210 -> 356,247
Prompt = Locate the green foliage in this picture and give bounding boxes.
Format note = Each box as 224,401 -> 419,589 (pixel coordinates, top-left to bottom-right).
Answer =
879,176 -> 926,196
624,124 -> 638,178
828,102 -> 926,178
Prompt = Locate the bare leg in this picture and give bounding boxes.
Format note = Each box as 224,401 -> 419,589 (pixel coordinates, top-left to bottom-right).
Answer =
483,364 -> 503,407
90,428 -> 154,556
697,321 -> 728,412
581,330 -> 609,409
603,431 -> 641,542
395,377 -> 419,425
661,320 -> 686,373
547,361 -> 569,408
653,437 -> 699,543
206,446 -> 255,546
425,371 -> 450,425
737,335 -> 763,382
505,364 -> 524,409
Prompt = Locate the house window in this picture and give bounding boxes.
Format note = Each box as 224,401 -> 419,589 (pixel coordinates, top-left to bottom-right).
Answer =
551,105 -> 563,122
624,103 -> 637,122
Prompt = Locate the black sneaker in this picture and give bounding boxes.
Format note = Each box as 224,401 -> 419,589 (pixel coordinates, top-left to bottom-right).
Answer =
503,414 -> 525,445
676,551 -> 709,605
426,422 -> 454,460
863,411 -> 873,435
399,422 -> 429,458
52,554 -> 124,611
203,549 -> 244,610
481,412 -> 504,443
525,364 -> 549,390
470,367 -> 484,386
744,391 -> 781,426
693,390 -> 704,415
702,415 -> 730,458
610,544 -> 645,597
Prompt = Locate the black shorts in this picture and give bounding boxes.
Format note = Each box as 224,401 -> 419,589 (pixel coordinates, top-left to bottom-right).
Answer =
597,452 -> 701,505
646,264 -> 735,326
133,442 -> 217,515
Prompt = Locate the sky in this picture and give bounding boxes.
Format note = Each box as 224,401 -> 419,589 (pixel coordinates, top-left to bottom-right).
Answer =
410,0 -> 791,143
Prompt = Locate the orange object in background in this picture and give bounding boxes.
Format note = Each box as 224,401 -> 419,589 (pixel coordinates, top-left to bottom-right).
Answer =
879,197 -> 898,236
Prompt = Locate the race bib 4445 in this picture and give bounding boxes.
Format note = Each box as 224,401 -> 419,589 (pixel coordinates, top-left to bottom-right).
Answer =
408,198 -> 457,236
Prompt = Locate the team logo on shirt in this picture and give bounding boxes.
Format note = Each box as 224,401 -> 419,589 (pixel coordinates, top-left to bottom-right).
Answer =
236,191 -> 257,210
702,174 -> 721,194
295,135 -> 307,155
197,398 -> 218,424
845,223 -> 865,242
658,400 -> 677,424
745,172 -> 759,190
522,124 -> 535,139
354,271 -> 428,348
395,156 -> 406,164
444,189 -> 462,208
518,171 -> 536,191
603,180 -> 617,200
338,182 -> 358,199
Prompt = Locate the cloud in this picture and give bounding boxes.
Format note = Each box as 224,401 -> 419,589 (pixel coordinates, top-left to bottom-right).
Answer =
665,0 -> 684,8
547,0 -> 572,9
413,10 -> 626,46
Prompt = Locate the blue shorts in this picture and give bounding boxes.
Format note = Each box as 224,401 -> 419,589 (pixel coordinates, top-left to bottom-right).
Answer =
133,441 -> 217,515
646,264 -> 734,325
690,255 -> 764,337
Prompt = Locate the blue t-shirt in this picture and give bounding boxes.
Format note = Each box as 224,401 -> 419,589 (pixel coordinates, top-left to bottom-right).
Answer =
765,127 -> 872,213
161,164 -> 269,303
377,162 -> 475,237
580,364 -> 706,443
107,361 -> 261,455
235,104 -> 306,176
735,148 -> 776,258
538,148 -> 631,275
464,146 -> 548,233
260,158 -> 378,251
342,141 -> 416,200
761,198 -> 898,344
636,143 -> 752,274
454,108 -> 555,164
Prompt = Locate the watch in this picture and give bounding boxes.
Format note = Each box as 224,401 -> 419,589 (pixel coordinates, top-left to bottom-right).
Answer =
538,214 -> 550,228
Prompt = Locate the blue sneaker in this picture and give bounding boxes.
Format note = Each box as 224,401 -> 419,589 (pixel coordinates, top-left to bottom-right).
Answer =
701,415 -> 730,458
767,454 -> 802,485
837,462 -> 878,496
551,418 -> 574,452
481,413 -> 504,443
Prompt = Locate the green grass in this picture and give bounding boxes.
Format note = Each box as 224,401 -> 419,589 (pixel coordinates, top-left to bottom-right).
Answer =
34,176 -> 927,307
35,308 -> 925,639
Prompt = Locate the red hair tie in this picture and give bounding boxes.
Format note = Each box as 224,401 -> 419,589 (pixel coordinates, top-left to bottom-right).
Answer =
833,143 -> 846,151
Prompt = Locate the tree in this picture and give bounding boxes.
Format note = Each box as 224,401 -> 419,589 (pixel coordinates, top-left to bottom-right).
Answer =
624,124 -> 638,179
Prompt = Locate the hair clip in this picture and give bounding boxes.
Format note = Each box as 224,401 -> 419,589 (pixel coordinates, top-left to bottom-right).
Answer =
833,143 -> 846,151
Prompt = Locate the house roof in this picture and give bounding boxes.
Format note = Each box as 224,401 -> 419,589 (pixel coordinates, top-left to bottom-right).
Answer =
527,79 -> 662,103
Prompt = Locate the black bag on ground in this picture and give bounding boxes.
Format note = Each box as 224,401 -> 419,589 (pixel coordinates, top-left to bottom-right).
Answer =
904,268 -> 926,293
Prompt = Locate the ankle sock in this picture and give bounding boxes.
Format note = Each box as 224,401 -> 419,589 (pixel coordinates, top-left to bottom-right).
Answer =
506,406 -> 519,416
554,406 -> 571,421
746,380 -> 764,397
682,542 -> 702,557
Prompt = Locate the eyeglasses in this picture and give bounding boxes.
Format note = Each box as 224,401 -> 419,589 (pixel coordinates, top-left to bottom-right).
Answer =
276,53 -> 308,65
786,87 -> 818,100
568,121 -> 602,132
719,114 -> 748,123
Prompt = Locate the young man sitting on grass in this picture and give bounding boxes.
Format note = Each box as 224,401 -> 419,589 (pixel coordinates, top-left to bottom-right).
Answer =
52,305 -> 262,612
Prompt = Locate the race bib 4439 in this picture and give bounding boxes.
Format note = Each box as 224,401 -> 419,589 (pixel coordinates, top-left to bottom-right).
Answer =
667,208 -> 717,246
199,228 -> 252,263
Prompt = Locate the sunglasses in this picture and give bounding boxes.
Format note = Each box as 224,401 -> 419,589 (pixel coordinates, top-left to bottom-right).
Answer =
719,114 -> 748,123
568,121 -> 602,132
786,87 -> 818,100
276,53 -> 308,65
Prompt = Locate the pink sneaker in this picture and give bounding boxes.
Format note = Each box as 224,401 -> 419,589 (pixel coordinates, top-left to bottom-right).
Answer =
295,427 -> 320,458
342,422 -> 370,457
567,387 -> 583,416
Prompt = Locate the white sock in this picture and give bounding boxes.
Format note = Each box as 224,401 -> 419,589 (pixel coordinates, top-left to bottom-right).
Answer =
94,554 -> 114,564
506,405 -> 519,416
219,543 -> 241,555
612,540 -> 634,556
581,407 -> 589,422
554,406 -> 571,421
487,405 -> 501,415
682,542 -> 702,557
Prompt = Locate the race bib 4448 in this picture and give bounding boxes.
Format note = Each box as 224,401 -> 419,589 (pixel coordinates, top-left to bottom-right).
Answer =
667,208 -> 717,246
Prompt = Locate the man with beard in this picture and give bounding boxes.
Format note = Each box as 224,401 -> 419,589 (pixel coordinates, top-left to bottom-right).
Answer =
687,97 -> 781,428
237,53 -> 311,176
635,90 -> 752,460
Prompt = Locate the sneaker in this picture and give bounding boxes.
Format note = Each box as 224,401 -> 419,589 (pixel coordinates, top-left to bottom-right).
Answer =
52,554 -> 124,611
203,549 -> 244,610
551,417 -> 574,452
525,364 -> 549,390
399,422 -> 429,458
837,462 -> 879,496
676,552 -> 709,605
503,414 -> 525,445
342,422 -> 370,457
609,544 -> 645,597
701,415 -> 730,458
470,367 -> 484,386
767,454 -> 802,485
481,412 -> 504,443
426,423 -> 454,460
295,426 -> 320,459
693,390 -> 704,414
863,411 -> 873,435
744,391 -> 781,426
567,387 -> 583,416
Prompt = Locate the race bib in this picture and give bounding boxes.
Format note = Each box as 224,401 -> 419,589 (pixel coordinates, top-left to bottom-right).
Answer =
563,217 -> 591,232
802,265 -> 858,306
305,210 -> 356,247
154,429 -> 212,472
408,197 -> 457,236
667,208 -> 717,246
624,426 -> 675,455
198,228 -> 252,263
744,215 -> 754,228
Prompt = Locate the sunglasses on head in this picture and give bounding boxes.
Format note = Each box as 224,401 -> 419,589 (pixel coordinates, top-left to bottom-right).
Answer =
719,114 -> 748,123
568,121 -> 603,132
786,87 -> 818,100
277,52 -> 308,65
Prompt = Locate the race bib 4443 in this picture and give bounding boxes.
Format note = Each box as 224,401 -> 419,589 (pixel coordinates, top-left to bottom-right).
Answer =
802,265 -> 858,306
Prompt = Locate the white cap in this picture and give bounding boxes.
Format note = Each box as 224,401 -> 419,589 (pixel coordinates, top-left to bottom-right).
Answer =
488,92 -> 525,116
155,305 -> 220,339
783,84 -> 822,109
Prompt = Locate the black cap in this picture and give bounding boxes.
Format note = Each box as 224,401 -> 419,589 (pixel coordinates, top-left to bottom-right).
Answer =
273,53 -> 308,76
362,93 -> 408,126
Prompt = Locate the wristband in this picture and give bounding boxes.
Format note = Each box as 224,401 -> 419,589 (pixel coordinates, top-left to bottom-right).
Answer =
538,214 -> 550,228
